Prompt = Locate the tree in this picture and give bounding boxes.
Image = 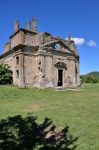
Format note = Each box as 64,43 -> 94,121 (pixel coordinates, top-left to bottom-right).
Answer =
0,64 -> 13,85
0,114 -> 78,150
81,75 -> 98,84
92,78 -> 98,83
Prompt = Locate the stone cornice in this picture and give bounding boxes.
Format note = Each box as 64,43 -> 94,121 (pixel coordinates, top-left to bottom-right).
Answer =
0,44 -> 38,59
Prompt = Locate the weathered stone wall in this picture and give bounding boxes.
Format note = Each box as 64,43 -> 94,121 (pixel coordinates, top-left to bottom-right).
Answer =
44,54 -> 53,87
43,34 -> 51,43
10,31 -> 24,49
66,57 -> 76,87
10,50 -> 25,87
35,34 -> 44,46
25,33 -> 44,47
24,54 -> 34,86
25,34 -> 36,46
23,52 -> 40,87
76,61 -> 80,86
4,42 -> 10,53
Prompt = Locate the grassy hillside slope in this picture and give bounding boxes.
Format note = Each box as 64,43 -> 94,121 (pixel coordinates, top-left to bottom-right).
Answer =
82,71 -> 99,81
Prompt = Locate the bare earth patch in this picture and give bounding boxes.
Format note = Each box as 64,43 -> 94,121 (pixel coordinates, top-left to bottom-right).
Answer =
55,88 -> 84,91
25,103 -> 49,112
67,88 -> 84,91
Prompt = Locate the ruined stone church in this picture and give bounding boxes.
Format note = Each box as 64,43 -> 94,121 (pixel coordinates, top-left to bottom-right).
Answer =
0,17 -> 80,88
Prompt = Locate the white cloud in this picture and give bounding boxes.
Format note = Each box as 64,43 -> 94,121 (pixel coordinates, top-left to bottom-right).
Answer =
71,37 -> 85,46
87,40 -> 96,47
66,37 -> 97,48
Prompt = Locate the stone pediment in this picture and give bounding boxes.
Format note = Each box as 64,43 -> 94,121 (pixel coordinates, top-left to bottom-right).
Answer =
54,62 -> 67,69
40,40 -> 76,55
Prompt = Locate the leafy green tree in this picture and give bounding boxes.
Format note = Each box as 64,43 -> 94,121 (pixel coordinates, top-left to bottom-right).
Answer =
92,78 -> 98,83
84,76 -> 93,83
0,64 -> 13,84
81,75 -> 98,84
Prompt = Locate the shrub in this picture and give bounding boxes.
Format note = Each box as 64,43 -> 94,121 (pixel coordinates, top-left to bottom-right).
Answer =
0,64 -> 13,85
81,75 -> 98,84
0,114 -> 78,150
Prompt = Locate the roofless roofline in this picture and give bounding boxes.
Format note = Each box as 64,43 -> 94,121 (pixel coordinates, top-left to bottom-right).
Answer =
10,28 -> 52,39
10,28 -> 38,39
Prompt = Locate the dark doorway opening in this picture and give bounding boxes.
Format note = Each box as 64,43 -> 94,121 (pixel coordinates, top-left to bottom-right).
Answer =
58,69 -> 63,86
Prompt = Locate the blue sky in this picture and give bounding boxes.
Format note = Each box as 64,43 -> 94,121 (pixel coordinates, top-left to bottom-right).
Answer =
0,0 -> 99,75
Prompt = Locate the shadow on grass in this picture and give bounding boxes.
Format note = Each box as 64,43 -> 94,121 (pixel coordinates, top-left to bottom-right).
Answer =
0,114 -> 78,150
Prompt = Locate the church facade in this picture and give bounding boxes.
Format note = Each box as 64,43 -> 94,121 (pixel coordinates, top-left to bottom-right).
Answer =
0,17 -> 80,88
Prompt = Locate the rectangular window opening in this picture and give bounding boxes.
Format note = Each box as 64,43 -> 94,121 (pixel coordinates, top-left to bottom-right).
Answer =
16,70 -> 19,78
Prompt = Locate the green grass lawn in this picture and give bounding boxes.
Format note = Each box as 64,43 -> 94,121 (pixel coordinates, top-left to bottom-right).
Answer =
0,84 -> 99,150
